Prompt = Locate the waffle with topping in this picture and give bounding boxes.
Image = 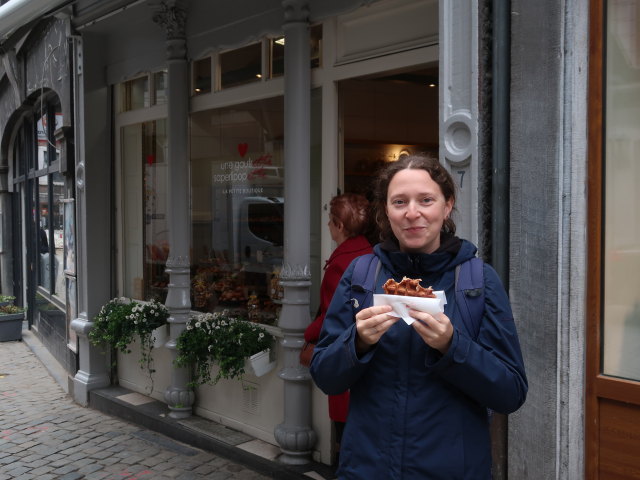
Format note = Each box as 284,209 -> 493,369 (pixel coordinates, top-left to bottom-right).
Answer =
382,277 -> 436,298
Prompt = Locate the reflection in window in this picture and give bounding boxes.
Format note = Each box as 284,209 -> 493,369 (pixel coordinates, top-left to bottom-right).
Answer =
193,57 -> 212,95
602,0 -> 640,381
51,172 -> 65,300
37,175 -> 50,289
119,76 -> 150,112
190,97 -> 284,323
36,172 -> 64,298
121,119 -> 169,302
154,71 -> 168,105
37,112 -> 48,169
220,43 -> 262,89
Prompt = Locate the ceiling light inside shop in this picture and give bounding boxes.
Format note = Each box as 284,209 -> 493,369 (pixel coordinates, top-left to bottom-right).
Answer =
275,37 -> 285,46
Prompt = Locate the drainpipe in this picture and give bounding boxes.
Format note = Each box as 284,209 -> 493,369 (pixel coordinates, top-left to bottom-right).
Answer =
0,0 -> 72,42
491,1 -> 510,479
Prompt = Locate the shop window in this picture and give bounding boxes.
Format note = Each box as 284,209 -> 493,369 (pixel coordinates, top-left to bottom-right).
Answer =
310,24 -> 322,69
193,57 -> 212,95
220,43 -> 262,89
190,96 -> 284,323
602,0 -> 640,381
121,119 -> 169,302
270,24 -> 322,78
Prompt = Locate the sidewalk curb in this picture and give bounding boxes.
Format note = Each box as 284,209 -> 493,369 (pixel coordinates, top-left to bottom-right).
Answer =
90,386 -> 329,480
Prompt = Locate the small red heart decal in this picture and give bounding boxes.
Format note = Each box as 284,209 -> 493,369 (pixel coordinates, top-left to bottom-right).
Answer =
238,143 -> 248,157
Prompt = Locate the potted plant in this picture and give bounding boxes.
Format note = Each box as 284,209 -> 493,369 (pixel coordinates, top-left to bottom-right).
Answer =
89,298 -> 169,385
0,304 -> 25,342
175,310 -> 275,387
0,295 -> 15,307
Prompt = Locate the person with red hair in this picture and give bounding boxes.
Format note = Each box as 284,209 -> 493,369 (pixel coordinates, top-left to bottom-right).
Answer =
303,193 -> 373,464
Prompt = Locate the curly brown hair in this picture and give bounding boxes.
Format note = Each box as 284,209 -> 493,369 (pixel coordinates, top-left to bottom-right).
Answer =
330,193 -> 371,238
372,154 -> 457,242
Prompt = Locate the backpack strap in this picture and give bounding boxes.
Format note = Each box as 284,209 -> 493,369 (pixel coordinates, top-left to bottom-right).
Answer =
454,257 -> 485,339
350,254 -> 381,313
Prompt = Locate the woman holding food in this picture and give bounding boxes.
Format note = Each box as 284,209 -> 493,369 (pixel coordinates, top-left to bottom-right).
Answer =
310,154 -> 527,479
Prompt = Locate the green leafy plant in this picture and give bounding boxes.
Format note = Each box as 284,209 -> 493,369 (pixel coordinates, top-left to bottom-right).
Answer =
89,298 -> 169,387
175,310 -> 274,387
0,295 -> 16,305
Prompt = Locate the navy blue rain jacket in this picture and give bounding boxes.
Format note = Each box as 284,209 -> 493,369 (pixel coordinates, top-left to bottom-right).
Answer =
310,239 -> 527,480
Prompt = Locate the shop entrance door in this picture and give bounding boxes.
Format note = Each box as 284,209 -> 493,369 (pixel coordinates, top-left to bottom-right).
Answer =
339,66 -> 438,198
586,0 -> 640,477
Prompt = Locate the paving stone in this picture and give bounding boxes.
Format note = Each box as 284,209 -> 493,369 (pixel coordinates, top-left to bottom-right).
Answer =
0,340 -> 277,480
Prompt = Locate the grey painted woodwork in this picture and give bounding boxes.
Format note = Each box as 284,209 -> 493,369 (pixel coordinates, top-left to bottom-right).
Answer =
273,0 -> 317,465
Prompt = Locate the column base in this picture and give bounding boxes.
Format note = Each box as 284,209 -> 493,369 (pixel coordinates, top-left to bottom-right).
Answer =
274,423 -> 317,465
164,386 -> 194,419
72,369 -> 110,406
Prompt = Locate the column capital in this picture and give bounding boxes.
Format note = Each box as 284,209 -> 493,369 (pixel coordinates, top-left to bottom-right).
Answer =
282,0 -> 309,24
151,0 -> 187,40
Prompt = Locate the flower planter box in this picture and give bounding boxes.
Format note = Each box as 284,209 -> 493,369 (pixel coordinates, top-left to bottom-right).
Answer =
153,324 -> 168,349
0,313 -> 24,342
245,349 -> 275,377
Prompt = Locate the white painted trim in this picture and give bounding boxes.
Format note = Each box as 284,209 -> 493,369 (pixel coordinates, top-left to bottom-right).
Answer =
113,103 -> 168,298
190,76 -> 284,113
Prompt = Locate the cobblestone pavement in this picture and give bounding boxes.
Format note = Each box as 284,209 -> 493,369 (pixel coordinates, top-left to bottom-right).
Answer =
0,339 -> 270,480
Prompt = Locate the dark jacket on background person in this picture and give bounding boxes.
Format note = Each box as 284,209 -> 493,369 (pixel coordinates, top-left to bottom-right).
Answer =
304,234 -> 372,422
310,237 -> 528,480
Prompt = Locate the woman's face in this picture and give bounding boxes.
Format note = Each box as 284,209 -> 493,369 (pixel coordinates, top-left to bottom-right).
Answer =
385,169 -> 453,254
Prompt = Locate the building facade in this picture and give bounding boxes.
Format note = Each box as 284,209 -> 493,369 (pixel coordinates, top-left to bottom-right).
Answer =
0,0 -> 637,477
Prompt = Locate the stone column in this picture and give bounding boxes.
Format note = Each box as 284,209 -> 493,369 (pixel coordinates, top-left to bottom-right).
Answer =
439,0 -> 479,244
274,0 -> 317,465
151,0 -> 194,419
70,34 -> 111,405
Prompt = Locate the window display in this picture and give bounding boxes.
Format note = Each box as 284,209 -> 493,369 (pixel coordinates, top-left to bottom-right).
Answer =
190,97 -> 284,324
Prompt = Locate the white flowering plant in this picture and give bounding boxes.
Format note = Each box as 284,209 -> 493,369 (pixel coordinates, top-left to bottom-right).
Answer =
175,310 -> 274,386
89,298 -> 169,381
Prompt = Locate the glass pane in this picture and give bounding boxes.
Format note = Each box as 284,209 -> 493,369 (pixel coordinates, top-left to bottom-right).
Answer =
51,172 -> 65,298
37,112 -> 48,169
310,24 -> 323,69
190,96 -> 284,323
122,120 -> 169,302
193,57 -> 212,95
270,37 -> 284,78
53,101 -> 63,164
220,43 -> 262,89
37,175 -> 51,290
119,76 -> 149,112
154,71 -> 168,105
602,0 -> 640,381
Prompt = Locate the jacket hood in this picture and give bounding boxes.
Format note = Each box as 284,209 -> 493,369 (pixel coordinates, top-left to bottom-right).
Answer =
374,233 -> 477,280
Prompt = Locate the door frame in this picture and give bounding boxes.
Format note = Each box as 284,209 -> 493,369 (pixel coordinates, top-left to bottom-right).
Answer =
586,0 -> 640,476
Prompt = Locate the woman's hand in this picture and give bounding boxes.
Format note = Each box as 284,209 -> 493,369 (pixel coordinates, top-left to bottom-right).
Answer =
355,305 -> 398,354
410,309 -> 454,354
